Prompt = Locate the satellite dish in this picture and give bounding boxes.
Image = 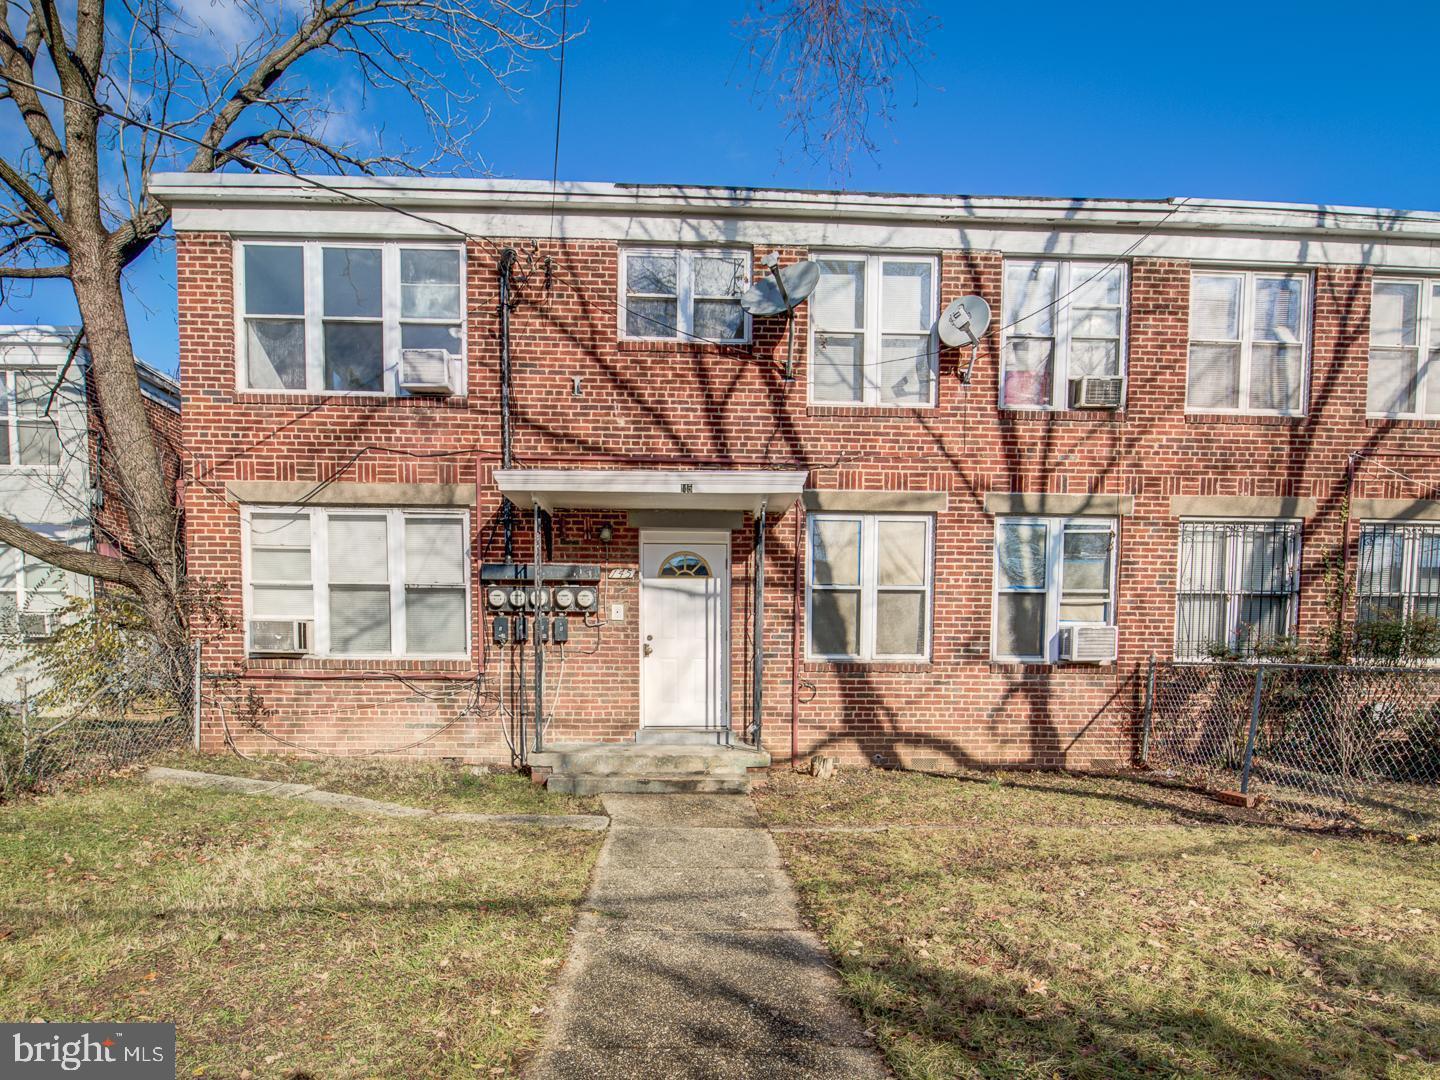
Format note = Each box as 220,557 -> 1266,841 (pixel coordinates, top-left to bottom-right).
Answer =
740,254 -> 822,381
938,295 -> 992,349
741,260 -> 820,317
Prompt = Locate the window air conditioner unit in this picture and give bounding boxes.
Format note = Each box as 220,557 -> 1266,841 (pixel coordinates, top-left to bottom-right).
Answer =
19,611 -> 59,641
400,348 -> 454,395
1071,375 -> 1124,409
249,619 -> 312,656
1060,624 -> 1118,663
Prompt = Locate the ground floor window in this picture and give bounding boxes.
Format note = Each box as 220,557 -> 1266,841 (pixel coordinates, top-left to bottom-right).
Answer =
992,516 -> 1117,662
1355,522 -> 1440,657
0,541 -> 75,635
244,506 -> 469,658
807,513 -> 933,661
1175,519 -> 1300,660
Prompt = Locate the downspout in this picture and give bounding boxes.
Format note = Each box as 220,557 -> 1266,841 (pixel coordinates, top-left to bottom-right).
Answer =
1342,452 -> 1356,656
752,500 -> 767,750
532,501 -> 546,757
498,248 -> 517,562
791,505 -> 802,767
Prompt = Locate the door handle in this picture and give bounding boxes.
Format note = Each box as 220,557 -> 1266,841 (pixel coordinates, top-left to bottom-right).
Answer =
643,643 -> 653,657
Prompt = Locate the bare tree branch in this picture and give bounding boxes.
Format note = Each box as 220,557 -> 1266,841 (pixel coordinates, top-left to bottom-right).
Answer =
0,262 -> 71,278
0,0 -> 571,688
0,514 -> 140,588
736,0 -> 938,178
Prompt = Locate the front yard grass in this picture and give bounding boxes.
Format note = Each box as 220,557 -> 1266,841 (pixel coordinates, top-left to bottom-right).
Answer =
1,779 -> 601,1077
155,750 -> 602,816
758,769 -> 1440,1079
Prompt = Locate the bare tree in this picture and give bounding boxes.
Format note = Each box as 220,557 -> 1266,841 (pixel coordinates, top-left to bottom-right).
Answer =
0,0 -> 565,680
737,0 -> 937,178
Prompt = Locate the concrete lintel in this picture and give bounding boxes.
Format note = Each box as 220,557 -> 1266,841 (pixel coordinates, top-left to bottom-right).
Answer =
983,493 -> 1133,517
226,480 -> 473,508
626,509 -> 746,530
804,490 -> 948,513
1351,498 -> 1440,522
1170,495 -> 1316,519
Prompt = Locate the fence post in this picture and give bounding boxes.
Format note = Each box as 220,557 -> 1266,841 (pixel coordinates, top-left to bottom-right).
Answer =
191,642 -> 202,753
1140,653 -> 1156,765
1239,666 -> 1265,794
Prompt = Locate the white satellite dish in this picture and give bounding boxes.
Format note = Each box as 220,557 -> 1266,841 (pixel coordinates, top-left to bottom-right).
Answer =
938,295 -> 992,349
741,260 -> 820,317
740,252 -> 821,380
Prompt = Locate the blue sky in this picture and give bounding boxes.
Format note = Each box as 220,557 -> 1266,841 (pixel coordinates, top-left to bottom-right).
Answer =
6,0 -> 1440,374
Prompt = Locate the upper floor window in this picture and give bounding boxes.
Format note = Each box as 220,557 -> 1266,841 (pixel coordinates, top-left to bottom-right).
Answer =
0,370 -> 61,467
810,253 -> 937,407
1175,519 -> 1300,660
1187,270 -> 1309,415
992,516 -> 1116,662
244,507 -> 470,658
1001,260 -> 1127,410
1367,279 -> 1440,418
238,242 -> 465,395
620,248 -> 749,343
807,513 -> 932,661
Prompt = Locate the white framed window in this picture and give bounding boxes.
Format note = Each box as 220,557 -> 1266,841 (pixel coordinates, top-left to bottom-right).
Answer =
0,370 -> 63,467
243,506 -> 470,658
1186,269 -> 1310,415
992,516 -> 1117,663
1355,523 -> 1440,645
237,241 -> 465,395
0,542 -> 74,622
1000,260 -> 1128,409
619,247 -> 750,342
809,253 -> 938,406
807,513 -> 932,661
1366,278 -> 1440,418
1175,520 -> 1300,660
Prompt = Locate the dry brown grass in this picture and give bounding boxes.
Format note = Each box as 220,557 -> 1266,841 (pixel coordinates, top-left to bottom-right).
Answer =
759,769 -> 1440,1079
1,779 -> 602,1077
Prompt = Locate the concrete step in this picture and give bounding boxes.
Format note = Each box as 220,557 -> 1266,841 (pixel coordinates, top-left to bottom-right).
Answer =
633,727 -> 734,746
531,743 -> 769,777
547,773 -> 754,796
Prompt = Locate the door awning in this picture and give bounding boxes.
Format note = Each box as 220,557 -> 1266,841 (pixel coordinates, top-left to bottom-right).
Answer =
494,468 -> 808,514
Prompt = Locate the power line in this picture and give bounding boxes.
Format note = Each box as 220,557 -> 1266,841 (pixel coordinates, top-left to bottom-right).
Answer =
547,0 -> 570,241
4,72 -> 1199,435
5,69 -> 1196,379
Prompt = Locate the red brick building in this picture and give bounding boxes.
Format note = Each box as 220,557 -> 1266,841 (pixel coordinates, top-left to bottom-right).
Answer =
152,176 -> 1440,775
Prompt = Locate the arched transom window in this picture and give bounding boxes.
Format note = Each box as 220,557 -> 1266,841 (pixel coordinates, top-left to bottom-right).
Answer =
659,551 -> 712,578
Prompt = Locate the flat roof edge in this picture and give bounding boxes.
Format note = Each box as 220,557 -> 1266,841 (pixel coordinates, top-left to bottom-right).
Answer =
146,174 -> 1440,235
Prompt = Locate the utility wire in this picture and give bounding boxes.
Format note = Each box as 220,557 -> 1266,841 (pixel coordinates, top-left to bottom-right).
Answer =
5,69 -> 1199,478
4,71 -> 1197,378
547,0 -> 569,241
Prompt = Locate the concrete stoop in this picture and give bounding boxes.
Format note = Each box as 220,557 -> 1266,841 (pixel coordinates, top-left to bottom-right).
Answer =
531,738 -> 770,796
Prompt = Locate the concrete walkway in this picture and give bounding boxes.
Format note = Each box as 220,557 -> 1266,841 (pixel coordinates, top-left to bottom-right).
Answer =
528,794 -> 888,1079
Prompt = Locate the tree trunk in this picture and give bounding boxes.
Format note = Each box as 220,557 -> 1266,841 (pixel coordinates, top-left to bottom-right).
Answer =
67,236 -> 188,665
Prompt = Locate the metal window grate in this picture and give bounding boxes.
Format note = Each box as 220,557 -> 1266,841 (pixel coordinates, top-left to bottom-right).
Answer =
1176,520 -> 1300,660
1356,523 -> 1440,658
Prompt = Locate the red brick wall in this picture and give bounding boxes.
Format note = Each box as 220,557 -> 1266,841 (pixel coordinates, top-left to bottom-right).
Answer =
87,367 -> 183,561
176,230 -> 1440,769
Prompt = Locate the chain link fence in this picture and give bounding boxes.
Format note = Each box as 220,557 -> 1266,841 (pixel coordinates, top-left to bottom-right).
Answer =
0,640 -> 197,800
1141,658 -> 1440,836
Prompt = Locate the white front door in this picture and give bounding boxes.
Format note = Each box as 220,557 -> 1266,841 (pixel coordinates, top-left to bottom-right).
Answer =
640,535 -> 729,729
